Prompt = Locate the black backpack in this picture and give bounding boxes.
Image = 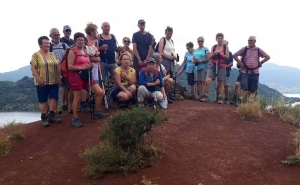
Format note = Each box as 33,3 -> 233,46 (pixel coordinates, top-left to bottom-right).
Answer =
155,37 -> 174,52
241,46 -> 261,71
50,42 -> 67,52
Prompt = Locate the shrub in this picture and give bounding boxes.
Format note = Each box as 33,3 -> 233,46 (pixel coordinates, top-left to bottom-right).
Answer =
0,121 -> 24,156
237,96 -> 263,121
82,107 -> 167,177
269,100 -> 300,127
282,131 -> 300,165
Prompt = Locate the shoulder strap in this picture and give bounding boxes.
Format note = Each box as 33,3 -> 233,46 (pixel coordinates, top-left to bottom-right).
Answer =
242,46 -> 248,63
159,64 -> 163,76
163,37 -> 166,49
223,44 -> 226,54
50,43 -> 53,52
213,45 -> 217,53
62,43 -> 66,50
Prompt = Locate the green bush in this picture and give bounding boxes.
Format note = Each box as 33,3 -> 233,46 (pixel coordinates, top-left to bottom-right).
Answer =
82,107 -> 167,177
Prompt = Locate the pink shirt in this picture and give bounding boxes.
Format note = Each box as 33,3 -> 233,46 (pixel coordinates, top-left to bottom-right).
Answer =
210,49 -> 226,68
235,47 -> 268,74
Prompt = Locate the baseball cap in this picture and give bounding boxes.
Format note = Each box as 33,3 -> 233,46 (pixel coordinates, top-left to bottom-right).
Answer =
138,19 -> 146,24
63,25 -> 72,31
147,58 -> 156,64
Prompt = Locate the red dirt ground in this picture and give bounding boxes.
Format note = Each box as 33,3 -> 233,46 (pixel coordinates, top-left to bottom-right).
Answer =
0,100 -> 300,185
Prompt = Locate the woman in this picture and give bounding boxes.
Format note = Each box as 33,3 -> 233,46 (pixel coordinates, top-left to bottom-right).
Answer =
193,36 -> 210,99
68,32 -> 108,128
116,37 -> 133,66
158,26 -> 179,72
176,42 -> 195,96
30,36 -> 62,127
152,52 -> 174,104
108,52 -> 136,108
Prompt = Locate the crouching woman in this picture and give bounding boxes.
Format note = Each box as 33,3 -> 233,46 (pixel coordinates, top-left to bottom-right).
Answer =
108,52 -> 137,107
137,58 -> 167,108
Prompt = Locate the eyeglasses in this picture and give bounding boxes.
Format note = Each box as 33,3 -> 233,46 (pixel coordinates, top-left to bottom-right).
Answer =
123,40 -> 130,43
65,29 -> 71,32
198,40 -> 204,42
53,34 -> 60,37
248,40 -> 255,42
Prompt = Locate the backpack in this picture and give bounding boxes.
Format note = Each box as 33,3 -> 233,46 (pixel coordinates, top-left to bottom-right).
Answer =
50,42 -> 67,52
144,68 -> 159,77
155,37 -> 174,52
60,48 -> 79,78
241,46 -> 261,71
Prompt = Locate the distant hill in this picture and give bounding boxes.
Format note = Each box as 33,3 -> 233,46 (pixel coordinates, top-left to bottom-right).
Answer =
176,67 -> 300,103
0,65 -> 31,82
259,63 -> 300,93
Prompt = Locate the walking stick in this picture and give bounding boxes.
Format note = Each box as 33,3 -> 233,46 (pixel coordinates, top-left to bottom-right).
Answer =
98,62 -> 108,109
88,69 -> 94,123
172,54 -> 179,99
194,57 -> 198,99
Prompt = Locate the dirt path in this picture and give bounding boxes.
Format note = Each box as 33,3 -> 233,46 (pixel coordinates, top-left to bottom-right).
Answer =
0,100 -> 299,185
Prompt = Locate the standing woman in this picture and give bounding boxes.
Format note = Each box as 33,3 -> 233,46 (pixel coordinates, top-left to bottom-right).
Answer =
30,36 -> 62,127
68,32 -> 108,128
108,52 -> 136,108
193,36 -> 210,99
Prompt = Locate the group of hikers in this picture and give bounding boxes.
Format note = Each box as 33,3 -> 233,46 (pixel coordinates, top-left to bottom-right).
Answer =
30,19 -> 270,128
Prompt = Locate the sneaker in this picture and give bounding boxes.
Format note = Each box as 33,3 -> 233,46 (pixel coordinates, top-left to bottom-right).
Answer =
200,94 -> 208,102
72,118 -> 83,128
49,113 -> 61,123
198,95 -> 202,100
41,115 -> 49,127
224,98 -> 229,104
93,111 -> 109,119
138,102 -> 145,108
218,96 -> 223,104
230,98 -> 237,105
167,97 -> 173,104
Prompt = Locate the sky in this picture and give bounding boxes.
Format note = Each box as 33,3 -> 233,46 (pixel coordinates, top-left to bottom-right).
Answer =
0,0 -> 299,73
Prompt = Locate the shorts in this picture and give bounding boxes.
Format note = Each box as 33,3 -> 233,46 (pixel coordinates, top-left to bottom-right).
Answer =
196,67 -> 208,82
36,84 -> 59,103
240,73 -> 259,93
111,88 -> 122,100
236,73 -> 242,82
162,57 -> 173,72
207,65 -> 226,81
224,77 -> 230,87
186,72 -> 195,85
61,77 -> 70,89
69,72 -> 96,91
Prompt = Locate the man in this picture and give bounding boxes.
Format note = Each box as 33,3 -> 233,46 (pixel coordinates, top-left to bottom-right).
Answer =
137,58 -> 167,108
200,33 -> 229,103
233,36 -> 270,104
132,19 -> 153,80
60,25 -> 74,47
49,28 -> 69,118
98,22 -> 118,86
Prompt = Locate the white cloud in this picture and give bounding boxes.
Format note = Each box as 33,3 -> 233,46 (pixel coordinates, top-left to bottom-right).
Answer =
0,0 -> 299,72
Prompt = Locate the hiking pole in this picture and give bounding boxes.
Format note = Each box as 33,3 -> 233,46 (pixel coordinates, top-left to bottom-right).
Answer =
194,57 -> 198,99
215,59 -> 219,102
98,63 -> 109,109
173,54 -> 179,99
88,68 -> 94,124
104,51 -> 110,88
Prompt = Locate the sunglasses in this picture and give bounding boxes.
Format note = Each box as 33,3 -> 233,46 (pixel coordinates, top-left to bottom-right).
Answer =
123,40 -> 130,43
65,29 -> 71,32
198,40 -> 204,42
248,40 -> 255,42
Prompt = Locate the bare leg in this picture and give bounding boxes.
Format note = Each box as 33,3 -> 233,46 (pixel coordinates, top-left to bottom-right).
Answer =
72,91 -> 82,118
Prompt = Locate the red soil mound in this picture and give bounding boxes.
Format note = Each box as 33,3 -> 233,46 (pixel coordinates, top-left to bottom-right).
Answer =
0,100 -> 300,185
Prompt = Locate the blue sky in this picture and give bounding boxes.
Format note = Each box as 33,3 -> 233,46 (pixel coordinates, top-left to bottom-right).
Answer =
0,0 -> 299,72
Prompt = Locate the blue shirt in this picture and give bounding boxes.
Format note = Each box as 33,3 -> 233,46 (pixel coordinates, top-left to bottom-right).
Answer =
139,69 -> 164,92
194,47 -> 210,70
60,37 -> 74,47
183,52 -> 195,73
132,31 -> 152,60
99,34 -> 117,64
226,52 -> 233,77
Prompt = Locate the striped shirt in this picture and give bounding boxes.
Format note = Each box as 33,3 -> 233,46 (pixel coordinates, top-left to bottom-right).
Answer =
30,52 -> 60,85
235,46 -> 268,74
50,42 -> 69,62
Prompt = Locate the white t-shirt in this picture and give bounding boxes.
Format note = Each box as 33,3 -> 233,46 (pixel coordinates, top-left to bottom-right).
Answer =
163,38 -> 175,56
157,64 -> 166,76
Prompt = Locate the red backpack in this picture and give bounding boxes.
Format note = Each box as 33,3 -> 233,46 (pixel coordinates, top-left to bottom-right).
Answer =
61,48 -> 79,78
144,68 -> 159,78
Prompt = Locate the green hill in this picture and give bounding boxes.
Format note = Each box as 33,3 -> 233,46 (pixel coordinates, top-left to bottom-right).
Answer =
0,65 -> 31,82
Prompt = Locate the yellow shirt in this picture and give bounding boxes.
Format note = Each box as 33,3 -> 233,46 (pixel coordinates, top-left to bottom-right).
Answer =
114,67 -> 135,86
30,51 -> 60,85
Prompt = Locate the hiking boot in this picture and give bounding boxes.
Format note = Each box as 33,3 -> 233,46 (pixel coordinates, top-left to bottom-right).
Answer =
224,97 -> 229,104
72,118 -> 83,128
200,94 -> 208,102
49,113 -> 61,123
230,98 -> 237,105
218,96 -> 223,104
93,111 -> 109,119
167,96 -> 173,104
41,114 -> 49,127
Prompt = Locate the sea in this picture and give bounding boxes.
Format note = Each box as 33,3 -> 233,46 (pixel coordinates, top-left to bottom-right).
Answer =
0,94 -> 300,126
